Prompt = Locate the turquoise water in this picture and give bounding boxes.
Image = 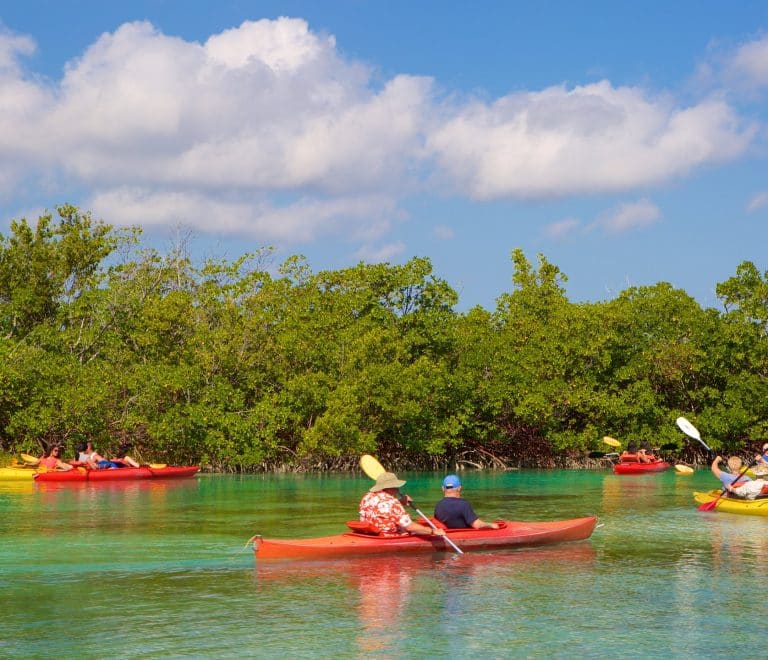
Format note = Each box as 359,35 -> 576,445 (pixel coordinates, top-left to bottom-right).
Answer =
0,469 -> 766,658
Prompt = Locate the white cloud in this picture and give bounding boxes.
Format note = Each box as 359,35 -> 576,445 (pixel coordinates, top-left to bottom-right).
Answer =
427,81 -> 754,200
724,35 -> 768,90
544,217 -> 581,240
354,242 -> 406,262
0,19 -> 761,254
88,186 -> 396,243
591,199 -> 662,235
747,191 -> 768,213
433,225 -> 454,240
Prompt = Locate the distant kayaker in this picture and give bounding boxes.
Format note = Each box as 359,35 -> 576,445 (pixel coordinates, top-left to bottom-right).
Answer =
111,443 -> 140,468
77,440 -> 119,469
39,445 -> 74,471
637,442 -> 656,464
754,443 -> 768,474
434,475 -> 499,530
359,472 -> 446,537
620,442 -> 639,462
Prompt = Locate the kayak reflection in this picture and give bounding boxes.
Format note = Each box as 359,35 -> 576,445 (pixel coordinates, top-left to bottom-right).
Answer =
254,543 -> 597,655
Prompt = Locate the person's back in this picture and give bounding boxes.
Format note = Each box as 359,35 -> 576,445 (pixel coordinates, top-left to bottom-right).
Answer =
621,441 -> 639,462
434,475 -> 498,530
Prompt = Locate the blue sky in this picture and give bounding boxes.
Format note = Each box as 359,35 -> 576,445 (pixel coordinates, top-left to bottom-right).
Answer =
1,1 -> 767,311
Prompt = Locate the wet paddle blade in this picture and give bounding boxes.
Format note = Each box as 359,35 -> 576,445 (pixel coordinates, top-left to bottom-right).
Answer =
20,453 -> 39,466
359,454 -> 386,480
675,464 -> 694,475
697,499 -> 718,511
602,436 -> 621,448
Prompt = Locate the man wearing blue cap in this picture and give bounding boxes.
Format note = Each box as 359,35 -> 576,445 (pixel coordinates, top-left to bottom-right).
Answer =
434,475 -> 499,529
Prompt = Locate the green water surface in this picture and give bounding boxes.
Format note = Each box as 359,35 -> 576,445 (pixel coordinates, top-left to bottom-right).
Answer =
1,469 -> 766,658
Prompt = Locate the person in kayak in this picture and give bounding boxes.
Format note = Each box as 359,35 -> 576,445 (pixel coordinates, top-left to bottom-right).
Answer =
434,475 -> 499,529
111,443 -> 140,468
754,442 -> 768,473
710,454 -> 768,499
38,446 -> 74,471
359,472 -> 446,537
710,455 -> 752,491
77,441 -> 120,469
620,442 -> 639,462
637,442 -> 656,463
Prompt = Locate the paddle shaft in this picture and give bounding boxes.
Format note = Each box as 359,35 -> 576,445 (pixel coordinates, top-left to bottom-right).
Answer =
359,454 -> 464,554
702,462 -> 754,511
409,504 -> 463,555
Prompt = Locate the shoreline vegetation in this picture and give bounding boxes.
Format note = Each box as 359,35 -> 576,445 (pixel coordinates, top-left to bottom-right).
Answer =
1,206 -> 766,472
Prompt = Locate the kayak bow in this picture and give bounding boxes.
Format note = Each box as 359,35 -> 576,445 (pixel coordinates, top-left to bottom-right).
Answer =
693,490 -> 768,516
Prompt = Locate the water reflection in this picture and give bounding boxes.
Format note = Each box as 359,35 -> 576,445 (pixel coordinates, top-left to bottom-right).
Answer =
601,473 -> 667,513
253,542 -> 597,655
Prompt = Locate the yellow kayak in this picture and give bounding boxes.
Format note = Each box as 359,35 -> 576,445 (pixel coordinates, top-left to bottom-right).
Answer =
693,490 -> 768,516
0,466 -> 39,481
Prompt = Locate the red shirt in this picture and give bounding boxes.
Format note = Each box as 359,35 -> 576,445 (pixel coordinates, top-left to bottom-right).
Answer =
359,491 -> 412,534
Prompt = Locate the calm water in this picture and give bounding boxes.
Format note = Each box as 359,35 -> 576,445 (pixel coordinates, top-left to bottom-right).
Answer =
1,469 -> 766,658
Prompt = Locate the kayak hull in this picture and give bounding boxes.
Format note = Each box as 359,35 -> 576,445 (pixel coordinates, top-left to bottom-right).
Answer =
613,460 -> 670,475
34,466 -> 200,482
0,466 -> 39,481
253,515 -> 598,561
693,490 -> 768,516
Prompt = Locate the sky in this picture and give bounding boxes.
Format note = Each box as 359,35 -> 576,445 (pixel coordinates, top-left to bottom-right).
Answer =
1,1 -> 767,311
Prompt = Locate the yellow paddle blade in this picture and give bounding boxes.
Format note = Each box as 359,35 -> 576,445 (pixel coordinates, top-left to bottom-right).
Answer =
602,436 -> 621,448
359,454 -> 386,480
21,453 -> 40,465
149,463 -> 167,469
674,464 -> 694,475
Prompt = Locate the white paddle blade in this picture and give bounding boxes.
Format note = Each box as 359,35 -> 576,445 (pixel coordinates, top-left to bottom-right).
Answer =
359,454 -> 386,480
676,417 -> 700,440
674,464 -> 694,475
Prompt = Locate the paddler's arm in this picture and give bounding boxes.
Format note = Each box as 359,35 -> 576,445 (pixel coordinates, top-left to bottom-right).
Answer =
403,521 -> 445,536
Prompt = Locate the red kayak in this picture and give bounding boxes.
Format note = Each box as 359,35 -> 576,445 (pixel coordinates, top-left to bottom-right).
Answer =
613,459 -> 670,475
34,465 -> 199,482
253,515 -> 598,561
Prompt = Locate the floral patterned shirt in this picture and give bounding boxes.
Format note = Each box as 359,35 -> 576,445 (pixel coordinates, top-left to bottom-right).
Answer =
359,491 -> 412,534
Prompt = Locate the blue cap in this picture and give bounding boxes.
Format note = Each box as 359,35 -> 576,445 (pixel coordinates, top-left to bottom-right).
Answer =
442,474 -> 461,489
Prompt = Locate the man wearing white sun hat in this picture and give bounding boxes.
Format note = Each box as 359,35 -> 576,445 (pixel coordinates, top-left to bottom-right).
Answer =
359,471 -> 446,537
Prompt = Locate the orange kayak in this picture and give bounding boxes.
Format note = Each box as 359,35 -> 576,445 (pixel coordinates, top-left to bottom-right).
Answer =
253,515 -> 598,561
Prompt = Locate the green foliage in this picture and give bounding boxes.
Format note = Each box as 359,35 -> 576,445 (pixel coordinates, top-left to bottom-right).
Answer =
0,207 -> 766,468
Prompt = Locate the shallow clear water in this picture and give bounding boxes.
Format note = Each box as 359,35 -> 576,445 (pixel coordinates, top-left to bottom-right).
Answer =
1,469 -> 766,657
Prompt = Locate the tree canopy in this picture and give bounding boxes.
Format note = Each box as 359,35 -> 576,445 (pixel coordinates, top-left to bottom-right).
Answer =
1,208 -> 766,469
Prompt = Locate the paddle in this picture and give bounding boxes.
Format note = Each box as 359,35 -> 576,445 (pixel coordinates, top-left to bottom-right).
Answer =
20,453 -> 40,466
603,436 -> 621,448
674,464 -> 694,475
698,460 -> 755,511
676,417 -> 714,454
359,454 -> 463,554
588,451 -> 619,459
